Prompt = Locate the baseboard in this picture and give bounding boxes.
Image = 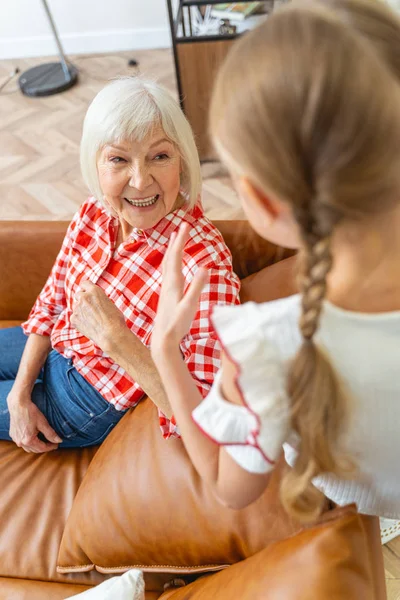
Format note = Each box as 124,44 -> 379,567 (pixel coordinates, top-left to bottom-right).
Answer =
0,28 -> 171,60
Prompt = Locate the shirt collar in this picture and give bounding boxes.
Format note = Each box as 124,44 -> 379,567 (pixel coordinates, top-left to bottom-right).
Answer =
119,200 -> 204,249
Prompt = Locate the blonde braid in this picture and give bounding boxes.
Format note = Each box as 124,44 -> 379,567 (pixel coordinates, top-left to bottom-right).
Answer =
298,235 -> 333,341
280,214 -> 353,522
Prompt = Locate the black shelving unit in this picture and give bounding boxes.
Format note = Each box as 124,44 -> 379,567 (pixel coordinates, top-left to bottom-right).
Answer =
166,1 -> 272,160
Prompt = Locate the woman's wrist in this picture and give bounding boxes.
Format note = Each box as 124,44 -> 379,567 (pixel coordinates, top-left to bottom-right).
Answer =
100,321 -> 128,356
7,382 -> 33,405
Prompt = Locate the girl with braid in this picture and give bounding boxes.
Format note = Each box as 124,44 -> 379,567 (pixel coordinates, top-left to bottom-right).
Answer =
151,0 -> 400,527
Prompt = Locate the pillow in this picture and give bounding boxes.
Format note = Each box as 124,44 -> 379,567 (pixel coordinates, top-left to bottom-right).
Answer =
67,569 -> 144,599
58,400 -> 301,577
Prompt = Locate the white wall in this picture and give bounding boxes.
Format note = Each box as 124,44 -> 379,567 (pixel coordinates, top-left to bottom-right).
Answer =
0,0 -> 172,59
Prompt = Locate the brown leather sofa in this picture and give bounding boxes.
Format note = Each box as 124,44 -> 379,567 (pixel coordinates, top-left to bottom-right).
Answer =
0,220 -> 386,599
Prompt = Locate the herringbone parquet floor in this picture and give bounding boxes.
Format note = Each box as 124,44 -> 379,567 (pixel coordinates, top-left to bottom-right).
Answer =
0,48 -> 399,598
0,49 -> 241,221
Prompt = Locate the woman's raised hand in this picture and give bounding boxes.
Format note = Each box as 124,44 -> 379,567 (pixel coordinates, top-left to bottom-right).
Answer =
151,223 -> 209,357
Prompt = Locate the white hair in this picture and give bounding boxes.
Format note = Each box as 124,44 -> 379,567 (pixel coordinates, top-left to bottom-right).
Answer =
80,77 -> 202,207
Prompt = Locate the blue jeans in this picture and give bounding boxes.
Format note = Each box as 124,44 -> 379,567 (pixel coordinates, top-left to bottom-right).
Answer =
0,327 -> 128,448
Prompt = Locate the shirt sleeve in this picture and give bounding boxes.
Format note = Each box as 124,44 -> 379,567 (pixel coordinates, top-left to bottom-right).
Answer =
158,266 -> 241,440
21,207 -> 82,337
158,410 -> 181,439
192,302 -> 291,473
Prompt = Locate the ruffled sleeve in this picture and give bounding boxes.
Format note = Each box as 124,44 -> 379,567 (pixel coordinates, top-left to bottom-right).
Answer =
192,302 -> 291,474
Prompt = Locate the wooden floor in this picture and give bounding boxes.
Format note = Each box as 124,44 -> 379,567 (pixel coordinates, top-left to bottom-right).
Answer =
0,49 -> 241,222
0,49 -> 398,597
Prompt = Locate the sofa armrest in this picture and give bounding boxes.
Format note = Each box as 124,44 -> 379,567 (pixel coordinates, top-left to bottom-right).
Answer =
159,509 -> 384,600
0,221 -> 68,320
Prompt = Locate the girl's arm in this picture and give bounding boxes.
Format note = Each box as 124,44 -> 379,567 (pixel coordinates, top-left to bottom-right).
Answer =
151,224 -> 270,509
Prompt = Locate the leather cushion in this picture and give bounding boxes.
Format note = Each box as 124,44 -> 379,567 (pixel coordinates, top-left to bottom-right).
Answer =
160,507 -> 380,600
57,400 -> 301,575
0,579 -> 92,600
0,441 -> 105,587
0,578 -> 162,600
0,320 -> 24,329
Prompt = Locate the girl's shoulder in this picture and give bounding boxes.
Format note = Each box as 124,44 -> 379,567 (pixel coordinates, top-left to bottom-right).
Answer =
213,294 -> 301,325
194,296 -> 298,472
212,295 -> 302,361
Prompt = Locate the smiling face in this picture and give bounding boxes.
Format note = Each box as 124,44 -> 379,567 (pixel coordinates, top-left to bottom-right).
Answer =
97,128 -> 182,233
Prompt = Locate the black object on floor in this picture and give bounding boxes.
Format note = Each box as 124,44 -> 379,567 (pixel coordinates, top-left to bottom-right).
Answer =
19,63 -> 78,97
19,0 -> 78,98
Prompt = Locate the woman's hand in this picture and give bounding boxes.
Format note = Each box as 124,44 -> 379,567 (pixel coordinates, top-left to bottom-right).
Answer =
7,387 -> 62,453
71,282 -> 127,353
72,282 -> 174,416
151,223 -> 208,358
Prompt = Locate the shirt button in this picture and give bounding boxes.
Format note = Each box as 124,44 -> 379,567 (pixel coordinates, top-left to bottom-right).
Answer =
136,229 -> 144,235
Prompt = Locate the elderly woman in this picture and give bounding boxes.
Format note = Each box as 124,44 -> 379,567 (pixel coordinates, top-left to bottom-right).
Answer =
0,78 -> 240,453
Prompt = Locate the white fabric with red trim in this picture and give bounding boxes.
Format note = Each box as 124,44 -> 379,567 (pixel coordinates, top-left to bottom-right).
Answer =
192,302 -> 291,474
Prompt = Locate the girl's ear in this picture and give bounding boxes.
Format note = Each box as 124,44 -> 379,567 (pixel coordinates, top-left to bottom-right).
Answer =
237,176 -> 301,249
238,177 -> 282,223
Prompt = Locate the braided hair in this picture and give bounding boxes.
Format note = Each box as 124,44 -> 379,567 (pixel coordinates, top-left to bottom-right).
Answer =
282,210 -> 351,521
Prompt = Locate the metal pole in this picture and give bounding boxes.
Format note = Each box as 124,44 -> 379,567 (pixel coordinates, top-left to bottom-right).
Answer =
166,0 -> 184,103
40,0 -> 71,79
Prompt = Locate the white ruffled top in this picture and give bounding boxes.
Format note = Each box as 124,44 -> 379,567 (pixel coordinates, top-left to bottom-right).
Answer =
192,295 -> 400,519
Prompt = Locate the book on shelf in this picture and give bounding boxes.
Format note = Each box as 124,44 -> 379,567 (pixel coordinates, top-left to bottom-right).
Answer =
210,2 -> 265,21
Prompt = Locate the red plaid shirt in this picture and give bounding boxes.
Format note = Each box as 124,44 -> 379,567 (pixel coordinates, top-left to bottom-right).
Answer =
22,197 -> 240,438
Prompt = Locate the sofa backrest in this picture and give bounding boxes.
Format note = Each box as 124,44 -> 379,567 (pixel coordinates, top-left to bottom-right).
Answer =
0,220 -> 294,321
0,221 -> 69,321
